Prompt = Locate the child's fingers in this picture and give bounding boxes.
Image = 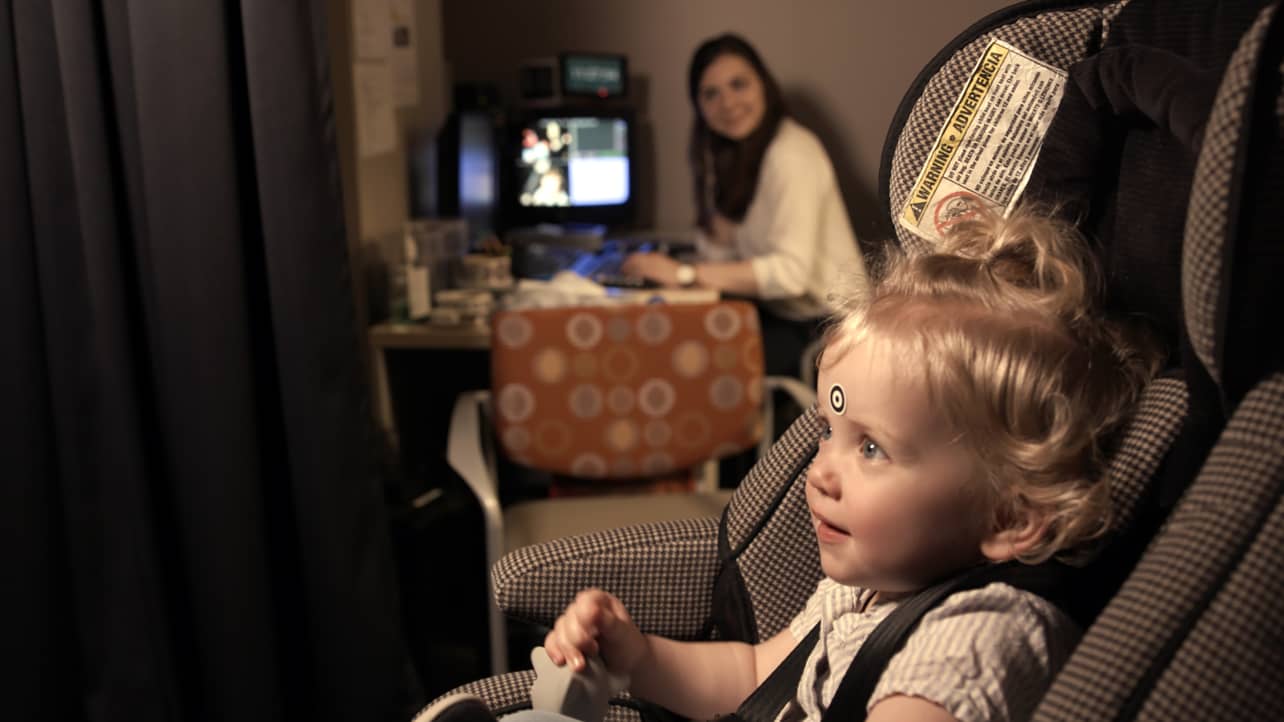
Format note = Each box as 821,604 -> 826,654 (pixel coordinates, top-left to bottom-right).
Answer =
598,593 -> 634,632
543,628 -> 571,665
564,613 -> 602,658
545,589 -> 645,677
542,588 -> 639,672
545,607 -> 603,670
570,589 -> 615,626
544,627 -> 574,668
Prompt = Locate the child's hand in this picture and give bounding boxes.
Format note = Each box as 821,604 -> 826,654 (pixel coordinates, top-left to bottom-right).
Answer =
544,589 -> 648,676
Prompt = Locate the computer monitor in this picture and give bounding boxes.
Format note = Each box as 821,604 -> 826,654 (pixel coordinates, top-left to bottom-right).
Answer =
503,107 -> 636,229
559,53 -> 628,99
416,109 -> 500,243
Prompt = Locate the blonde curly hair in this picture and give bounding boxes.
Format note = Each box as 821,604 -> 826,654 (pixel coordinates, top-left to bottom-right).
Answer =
820,205 -> 1161,564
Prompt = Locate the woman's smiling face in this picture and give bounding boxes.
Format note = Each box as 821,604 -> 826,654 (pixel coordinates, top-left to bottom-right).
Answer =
696,53 -> 767,141
807,340 -> 994,596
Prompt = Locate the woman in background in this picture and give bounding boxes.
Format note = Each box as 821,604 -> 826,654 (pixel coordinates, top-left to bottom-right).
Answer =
622,33 -> 868,378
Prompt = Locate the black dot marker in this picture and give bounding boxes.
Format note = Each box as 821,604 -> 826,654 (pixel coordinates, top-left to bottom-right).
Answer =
829,384 -> 846,416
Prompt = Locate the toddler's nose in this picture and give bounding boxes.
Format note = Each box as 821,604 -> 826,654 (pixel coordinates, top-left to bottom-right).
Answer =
808,456 -> 841,500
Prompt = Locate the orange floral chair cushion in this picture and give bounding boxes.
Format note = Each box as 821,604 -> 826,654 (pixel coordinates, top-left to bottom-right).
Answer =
489,301 -> 766,479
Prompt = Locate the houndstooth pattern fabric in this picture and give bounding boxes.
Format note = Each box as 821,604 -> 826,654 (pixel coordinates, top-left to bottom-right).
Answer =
1138,481 -> 1284,721
1034,373 -> 1284,721
427,670 -> 537,718
446,412 -> 830,722
488,408 -> 830,636
431,669 -> 647,722
492,517 -> 720,638
723,407 -> 826,641
887,5 -> 1115,254
1099,0 -> 1129,43
1182,3 -> 1278,387
723,406 -> 822,546
1104,377 -> 1189,529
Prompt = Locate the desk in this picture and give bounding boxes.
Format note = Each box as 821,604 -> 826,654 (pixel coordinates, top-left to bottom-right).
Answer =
369,321 -> 490,449
370,319 -> 490,351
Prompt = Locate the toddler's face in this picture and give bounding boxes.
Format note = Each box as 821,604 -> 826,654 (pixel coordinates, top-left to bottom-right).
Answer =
808,341 -> 993,596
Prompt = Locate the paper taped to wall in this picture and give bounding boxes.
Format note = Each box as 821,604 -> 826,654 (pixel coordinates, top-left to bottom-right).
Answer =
354,60 -> 397,158
389,0 -> 419,106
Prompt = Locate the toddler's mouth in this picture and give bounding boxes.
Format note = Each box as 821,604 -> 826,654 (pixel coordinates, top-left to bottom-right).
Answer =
812,512 -> 850,538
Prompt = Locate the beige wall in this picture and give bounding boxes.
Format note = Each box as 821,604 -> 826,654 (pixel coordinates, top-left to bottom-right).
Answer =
329,0 -> 451,331
441,0 -> 1014,240
337,0 -> 450,243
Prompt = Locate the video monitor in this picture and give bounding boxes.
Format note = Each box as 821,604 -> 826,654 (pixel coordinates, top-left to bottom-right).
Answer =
560,53 -> 627,99
506,108 -> 635,228
413,110 -> 500,241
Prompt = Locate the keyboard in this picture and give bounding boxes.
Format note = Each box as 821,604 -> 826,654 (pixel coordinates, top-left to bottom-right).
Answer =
509,235 -> 682,288
567,240 -> 658,288
593,272 -> 658,289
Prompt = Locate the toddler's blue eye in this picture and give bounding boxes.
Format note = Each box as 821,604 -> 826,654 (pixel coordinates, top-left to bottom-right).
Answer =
860,439 -> 886,460
820,425 -> 832,441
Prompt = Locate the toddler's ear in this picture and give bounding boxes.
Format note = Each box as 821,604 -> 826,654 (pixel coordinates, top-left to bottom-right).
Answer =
979,509 -> 1050,562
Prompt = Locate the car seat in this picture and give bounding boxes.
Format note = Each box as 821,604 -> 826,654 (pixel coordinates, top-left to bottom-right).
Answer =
416,0 -> 1284,719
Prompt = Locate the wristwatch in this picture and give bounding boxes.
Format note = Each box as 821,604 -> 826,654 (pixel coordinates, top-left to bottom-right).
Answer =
675,263 -> 697,287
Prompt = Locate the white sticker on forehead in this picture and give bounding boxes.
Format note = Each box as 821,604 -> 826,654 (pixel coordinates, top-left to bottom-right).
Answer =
828,383 -> 846,416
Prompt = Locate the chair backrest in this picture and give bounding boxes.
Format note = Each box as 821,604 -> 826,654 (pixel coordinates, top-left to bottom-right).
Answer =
488,300 -> 766,479
879,0 -> 1274,592
1036,1 -> 1284,717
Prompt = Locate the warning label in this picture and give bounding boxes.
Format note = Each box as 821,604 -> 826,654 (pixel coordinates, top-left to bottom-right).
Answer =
899,40 -> 1067,244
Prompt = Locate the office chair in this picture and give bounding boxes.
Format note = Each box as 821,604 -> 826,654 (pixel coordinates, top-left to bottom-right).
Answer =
447,299 -> 814,674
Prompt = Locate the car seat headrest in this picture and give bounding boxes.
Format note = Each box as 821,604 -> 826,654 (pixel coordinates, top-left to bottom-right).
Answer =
878,0 -> 1280,513
1182,1 -> 1284,409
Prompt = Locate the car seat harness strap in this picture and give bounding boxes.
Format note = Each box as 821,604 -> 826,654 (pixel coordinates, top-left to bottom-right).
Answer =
725,561 -> 1069,722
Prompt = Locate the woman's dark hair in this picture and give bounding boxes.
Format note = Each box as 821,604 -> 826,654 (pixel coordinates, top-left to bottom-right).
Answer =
687,33 -> 788,231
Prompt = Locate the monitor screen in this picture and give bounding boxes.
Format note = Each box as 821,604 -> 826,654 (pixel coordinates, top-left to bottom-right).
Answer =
560,53 -> 627,98
506,108 -> 635,228
457,112 -> 498,237
415,110 -> 500,242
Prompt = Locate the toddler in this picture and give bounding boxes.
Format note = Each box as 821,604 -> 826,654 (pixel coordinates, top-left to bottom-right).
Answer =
425,206 -> 1159,722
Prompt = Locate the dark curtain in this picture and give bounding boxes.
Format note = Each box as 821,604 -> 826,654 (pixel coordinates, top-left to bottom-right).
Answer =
1,1 -> 419,720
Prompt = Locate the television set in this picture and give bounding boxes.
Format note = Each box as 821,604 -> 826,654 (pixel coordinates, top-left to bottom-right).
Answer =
503,107 -> 636,229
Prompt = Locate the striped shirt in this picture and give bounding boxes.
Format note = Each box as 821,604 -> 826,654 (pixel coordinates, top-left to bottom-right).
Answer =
777,577 -> 1080,722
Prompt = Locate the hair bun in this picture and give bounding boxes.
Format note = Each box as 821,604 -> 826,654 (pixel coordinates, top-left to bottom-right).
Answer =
935,204 -> 1100,325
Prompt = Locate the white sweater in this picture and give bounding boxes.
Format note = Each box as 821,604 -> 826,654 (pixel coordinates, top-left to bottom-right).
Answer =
698,118 -> 869,321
